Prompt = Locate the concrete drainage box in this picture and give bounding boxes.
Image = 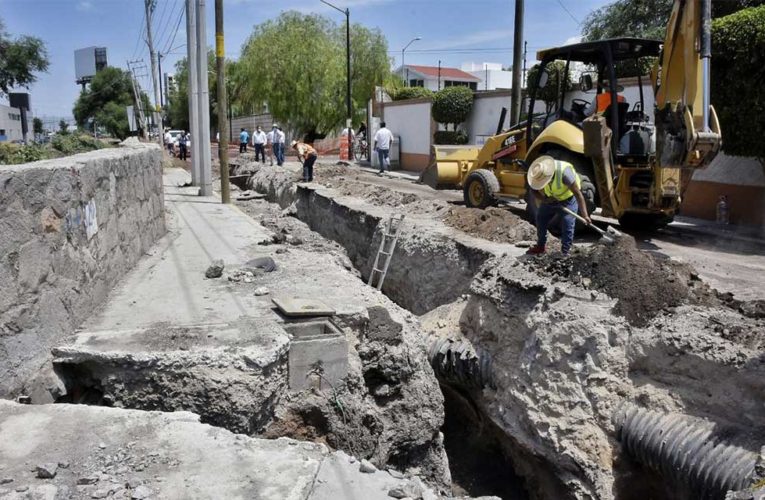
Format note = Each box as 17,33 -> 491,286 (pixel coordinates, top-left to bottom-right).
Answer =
284,318 -> 348,391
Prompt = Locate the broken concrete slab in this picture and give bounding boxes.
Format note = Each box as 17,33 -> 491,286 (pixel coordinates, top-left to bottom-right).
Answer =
0,401 -> 442,500
51,169 -> 450,487
273,296 -> 336,317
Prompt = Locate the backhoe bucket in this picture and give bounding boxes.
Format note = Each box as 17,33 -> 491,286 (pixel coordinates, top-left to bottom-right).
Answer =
419,145 -> 481,189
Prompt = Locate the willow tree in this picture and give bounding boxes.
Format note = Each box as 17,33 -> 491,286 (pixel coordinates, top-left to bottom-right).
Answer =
237,11 -> 390,139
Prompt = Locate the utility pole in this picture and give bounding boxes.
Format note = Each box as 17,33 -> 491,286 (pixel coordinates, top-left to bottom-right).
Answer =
185,0 -> 200,186
127,60 -> 148,140
522,40 -> 528,88
144,0 -> 163,144
196,0 -> 213,196
320,0 -> 352,161
215,0 -> 230,204
510,0 -> 524,126
438,60 -> 441,90
402,37 -> 421,87
158,53 -> 164,107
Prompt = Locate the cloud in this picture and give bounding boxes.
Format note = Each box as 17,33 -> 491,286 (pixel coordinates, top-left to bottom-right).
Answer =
418,29 -> 514,50
76,0 -> 93,11
564,35 -> 582,45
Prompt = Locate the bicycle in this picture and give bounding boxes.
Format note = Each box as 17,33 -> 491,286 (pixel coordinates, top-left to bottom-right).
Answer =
353,137 -> 368,161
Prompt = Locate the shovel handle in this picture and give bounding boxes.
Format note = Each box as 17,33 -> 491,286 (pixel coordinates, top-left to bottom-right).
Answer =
561,206 -> 606,236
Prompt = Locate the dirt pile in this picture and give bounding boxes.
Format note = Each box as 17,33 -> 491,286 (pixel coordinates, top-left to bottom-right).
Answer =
442,207 -> 536,244
524,234 -> 719,326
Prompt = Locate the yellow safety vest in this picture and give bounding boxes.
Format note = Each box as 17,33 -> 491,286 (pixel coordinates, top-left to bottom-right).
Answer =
543,161 -> 581,201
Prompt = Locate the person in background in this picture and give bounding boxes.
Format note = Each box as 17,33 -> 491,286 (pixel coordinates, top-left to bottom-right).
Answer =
341,125 -> 355,141
179,130 -> 189,161
266,126 -> 275,166
373,121 -> 394,175
239,128 -> 250,153
356,122 -> 367,141
292,140 -> 318,182
525,155 -> 590,256
164,129 -> 174,156
252,126 -> 267,164
273,125 -> 286,166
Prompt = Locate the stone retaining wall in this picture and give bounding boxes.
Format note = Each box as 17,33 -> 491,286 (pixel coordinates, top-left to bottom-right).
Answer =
0,142 -> 165,397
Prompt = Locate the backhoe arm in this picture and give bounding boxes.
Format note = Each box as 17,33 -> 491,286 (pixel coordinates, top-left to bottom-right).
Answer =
653,0 -> 722,169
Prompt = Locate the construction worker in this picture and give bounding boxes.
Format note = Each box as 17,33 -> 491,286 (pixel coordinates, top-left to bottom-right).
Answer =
587,84 -> 626,115
239,128 -> 249,153
292,140 -> 318,182
526,155 -> 591,256
252,126 -> 267,164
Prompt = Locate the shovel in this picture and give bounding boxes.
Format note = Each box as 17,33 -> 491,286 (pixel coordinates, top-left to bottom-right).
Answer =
562,207 -> 623,245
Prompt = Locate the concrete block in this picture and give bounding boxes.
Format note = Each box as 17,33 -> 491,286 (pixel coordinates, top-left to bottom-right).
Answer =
286,319 -> 348,391
272,296 -> 336,317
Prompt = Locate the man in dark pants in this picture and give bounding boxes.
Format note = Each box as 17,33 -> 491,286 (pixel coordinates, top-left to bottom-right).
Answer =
239,128 -> 249,153
525,155 -> 591,256
292,140 -> 318,182
179,130 -> 189,161
252,126 -> 266,163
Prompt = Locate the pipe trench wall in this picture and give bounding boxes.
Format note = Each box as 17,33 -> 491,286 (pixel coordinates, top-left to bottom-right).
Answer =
0,143 -> 165,397
248,170 -> 495,315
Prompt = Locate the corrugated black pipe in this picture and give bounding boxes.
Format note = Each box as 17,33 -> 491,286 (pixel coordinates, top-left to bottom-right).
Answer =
428,338 -> 494,390
613,404 -> 757,499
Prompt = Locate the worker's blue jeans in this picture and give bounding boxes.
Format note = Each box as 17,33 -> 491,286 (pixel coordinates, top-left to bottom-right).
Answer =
536,196 -> 578,254
273,143 -> 284,165
377,148 -> 390,172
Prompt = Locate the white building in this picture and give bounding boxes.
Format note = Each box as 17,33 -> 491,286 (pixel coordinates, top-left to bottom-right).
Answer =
461,62 -> 513,91
0,103 -> 31,142
395,64 -> 480,92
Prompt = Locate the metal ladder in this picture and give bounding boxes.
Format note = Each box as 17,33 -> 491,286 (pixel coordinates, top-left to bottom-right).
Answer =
368,214 -> 405,290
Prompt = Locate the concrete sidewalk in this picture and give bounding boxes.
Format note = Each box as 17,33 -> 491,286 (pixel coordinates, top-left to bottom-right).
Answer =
7,168 -> 443,499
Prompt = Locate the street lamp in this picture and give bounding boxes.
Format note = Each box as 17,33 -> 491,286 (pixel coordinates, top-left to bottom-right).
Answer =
320,0 -> 352,161
402,37 -> 421,87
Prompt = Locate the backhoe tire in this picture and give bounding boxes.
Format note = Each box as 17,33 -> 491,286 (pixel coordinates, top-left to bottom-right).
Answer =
618,213 -> 674,232
464,169 -> 500,209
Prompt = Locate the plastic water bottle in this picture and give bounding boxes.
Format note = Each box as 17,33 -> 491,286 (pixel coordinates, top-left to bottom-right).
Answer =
716,195 -> 729,225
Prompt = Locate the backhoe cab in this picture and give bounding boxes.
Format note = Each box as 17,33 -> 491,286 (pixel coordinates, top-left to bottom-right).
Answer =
421,0 -> 722,230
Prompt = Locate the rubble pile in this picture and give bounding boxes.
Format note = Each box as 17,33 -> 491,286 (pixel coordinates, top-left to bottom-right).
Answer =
442,207 -> 537,244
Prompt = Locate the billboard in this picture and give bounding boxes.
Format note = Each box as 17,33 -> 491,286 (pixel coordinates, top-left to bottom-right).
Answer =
75,47 -> 107,81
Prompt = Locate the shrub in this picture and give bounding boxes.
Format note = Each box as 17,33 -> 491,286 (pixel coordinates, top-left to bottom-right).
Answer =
51,133 -> 103,155
0,143 -> 48,165
712,5 -> 765,162
431,86 -> 474,130
391,87 -> 434,101
433,130 -> 468,145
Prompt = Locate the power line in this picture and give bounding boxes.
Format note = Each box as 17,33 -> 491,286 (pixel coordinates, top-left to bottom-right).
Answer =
555,0 -> 580,25
162,3 -> 186,54
132,11 -> 147,60
154,0 -> 177,52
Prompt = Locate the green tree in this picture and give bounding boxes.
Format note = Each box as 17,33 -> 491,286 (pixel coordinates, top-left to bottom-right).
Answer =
58,119 -> 69,134
237,11 -> 390,139
73,67 -> 145,139
527,61 -> 572,113
582,0 -> 764,42
431,86 -> 474,131
32,117 -> 43,135
164,51 -> 226,133
0,18 -> 49,95
712,5 -> 765,163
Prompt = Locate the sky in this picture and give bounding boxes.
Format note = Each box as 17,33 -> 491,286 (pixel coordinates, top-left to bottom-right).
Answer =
0,0 -> 612,122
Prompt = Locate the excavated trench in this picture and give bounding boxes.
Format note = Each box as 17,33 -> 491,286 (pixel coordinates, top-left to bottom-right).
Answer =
45,162 -> 763,499
240,162 -> 765,500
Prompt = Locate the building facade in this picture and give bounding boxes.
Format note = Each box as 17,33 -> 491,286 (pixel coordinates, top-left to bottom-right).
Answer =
395,65 -> 480,92
461,62 -> 513,91
0,103 -> 31,142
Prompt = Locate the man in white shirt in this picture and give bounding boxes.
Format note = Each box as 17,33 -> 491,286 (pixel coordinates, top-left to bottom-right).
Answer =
163,130 -> 174,156
273,125 -> 286,166
373,122 -> 394,174
252,126 -> 267,164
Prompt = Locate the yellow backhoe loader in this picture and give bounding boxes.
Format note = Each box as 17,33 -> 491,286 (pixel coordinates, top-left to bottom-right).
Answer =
420,0 -> 722,229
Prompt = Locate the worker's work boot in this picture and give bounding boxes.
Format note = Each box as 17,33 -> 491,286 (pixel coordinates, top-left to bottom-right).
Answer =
526,245 -> 546,255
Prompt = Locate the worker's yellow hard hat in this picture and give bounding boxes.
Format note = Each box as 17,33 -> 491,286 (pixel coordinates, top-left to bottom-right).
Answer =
527,155 -> 557,190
